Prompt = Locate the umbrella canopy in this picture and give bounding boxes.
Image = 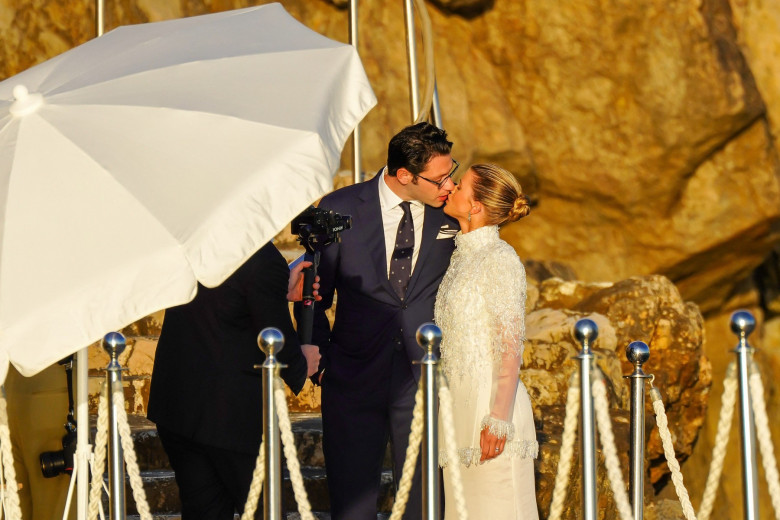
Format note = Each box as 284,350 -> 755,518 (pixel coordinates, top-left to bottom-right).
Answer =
0,2 -> 376,380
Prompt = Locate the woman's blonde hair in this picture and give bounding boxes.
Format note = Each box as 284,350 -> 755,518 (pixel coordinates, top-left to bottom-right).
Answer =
470,163 -> 530,226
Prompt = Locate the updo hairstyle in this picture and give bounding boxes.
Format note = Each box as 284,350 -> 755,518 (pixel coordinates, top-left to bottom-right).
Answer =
470,163 -> 530,226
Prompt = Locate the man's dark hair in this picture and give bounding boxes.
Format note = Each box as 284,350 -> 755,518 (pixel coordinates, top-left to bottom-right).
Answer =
386,122 -> 453,177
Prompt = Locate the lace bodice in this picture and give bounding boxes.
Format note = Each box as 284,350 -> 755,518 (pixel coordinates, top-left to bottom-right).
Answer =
435,226 -> 526,380
434,225 -> 536,467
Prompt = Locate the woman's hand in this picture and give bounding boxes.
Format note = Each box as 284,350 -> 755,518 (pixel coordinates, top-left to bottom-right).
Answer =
479,426 -> 506,463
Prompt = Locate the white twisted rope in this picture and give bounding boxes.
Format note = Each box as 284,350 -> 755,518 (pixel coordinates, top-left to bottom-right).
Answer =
591,372 -> 634,520
0,389 -> 21,520
112,388 -> 152,520
437,373 -> 468,520
88,383 -> 109,520
547,372 -> 580,520
649,383 -> 696,520
388,384 -> 424,520
749,361 -> 780,520
240,440 -> 265,520
274,381 -> 315,520
697,362 -> 738,520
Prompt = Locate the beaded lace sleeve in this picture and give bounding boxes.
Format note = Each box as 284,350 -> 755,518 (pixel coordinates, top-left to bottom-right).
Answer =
481,247 -> 527,435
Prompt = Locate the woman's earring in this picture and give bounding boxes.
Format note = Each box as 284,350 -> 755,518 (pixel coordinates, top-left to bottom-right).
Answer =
467,211 -> 471,223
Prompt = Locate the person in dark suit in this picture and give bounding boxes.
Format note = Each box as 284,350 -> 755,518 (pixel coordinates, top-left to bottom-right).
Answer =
147,241 -> 320,520
309,122 -> 459,519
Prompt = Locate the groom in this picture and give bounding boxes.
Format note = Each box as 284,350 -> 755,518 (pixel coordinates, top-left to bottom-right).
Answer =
308,122 -> 459,519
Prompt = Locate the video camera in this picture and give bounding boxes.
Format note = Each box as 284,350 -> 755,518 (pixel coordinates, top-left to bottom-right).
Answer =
40,355 -> 77,478
291,205 -> 352,255
40,422 -> 77,478
291,206 -> 352,348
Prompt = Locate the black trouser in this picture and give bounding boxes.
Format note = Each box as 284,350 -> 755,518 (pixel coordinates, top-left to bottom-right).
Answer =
157,427 -> 266,520
322,349 -> 423,520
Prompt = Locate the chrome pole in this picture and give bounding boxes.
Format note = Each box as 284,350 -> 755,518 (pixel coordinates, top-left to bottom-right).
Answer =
258,328 -> 284,520
416,323 -> 441,520
103,332 -> 126,520
625,341 -> 651,520
731,310 -> 759,520
573,318 -> 598,520
403,0 -> 421,121
79,8 -> 104,520
76,348 -> 90,520
430,81 -> 442,128
349,0 -> 362,184
96,0 -> 104,36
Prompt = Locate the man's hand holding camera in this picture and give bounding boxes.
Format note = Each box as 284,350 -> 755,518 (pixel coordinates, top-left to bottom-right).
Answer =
289,261 -> 321,377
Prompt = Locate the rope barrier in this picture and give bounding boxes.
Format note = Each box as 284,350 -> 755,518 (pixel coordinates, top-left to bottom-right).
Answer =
697,362 -> 738,520
437,372 -> 468,520
274,381 -> 315,520
88,382 -> 109,520
112,388 -> 152,520
389,384 -> 424,520
591,371 -> 634,520
0,388 -> 21,520
240,440 -> 265,520
547,372 -> 580,520
749,361 -> 780,520
649,381 -> 696,520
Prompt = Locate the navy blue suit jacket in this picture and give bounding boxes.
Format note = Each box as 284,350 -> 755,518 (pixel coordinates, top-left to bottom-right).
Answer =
311,173 -> 458,390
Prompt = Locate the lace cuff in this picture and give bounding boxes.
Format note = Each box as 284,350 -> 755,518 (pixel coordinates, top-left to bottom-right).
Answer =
480,415 -> 515,441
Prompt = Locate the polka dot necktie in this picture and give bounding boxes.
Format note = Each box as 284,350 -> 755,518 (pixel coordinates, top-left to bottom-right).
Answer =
390,201 -> 414,300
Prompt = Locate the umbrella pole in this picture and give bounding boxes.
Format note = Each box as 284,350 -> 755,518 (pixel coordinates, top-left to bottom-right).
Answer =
75,348 -> 90,520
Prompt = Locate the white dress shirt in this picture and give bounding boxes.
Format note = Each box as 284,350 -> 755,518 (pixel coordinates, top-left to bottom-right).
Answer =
378,168 -> 425,277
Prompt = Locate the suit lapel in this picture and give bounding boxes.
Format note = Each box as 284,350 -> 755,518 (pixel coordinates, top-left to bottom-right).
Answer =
355,173 -> 396,297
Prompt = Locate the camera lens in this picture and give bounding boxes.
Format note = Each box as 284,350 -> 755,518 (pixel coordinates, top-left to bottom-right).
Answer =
40,450 -> 67,478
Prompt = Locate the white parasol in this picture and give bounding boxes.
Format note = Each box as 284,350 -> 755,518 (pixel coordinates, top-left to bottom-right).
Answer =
0,3 -> 376,381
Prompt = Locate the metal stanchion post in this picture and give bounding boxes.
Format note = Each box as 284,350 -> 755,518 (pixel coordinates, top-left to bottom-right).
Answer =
103,332 -> 127,520
573,318 -> 598,520
731,310 -> 759,520
257,328 -> 284,520
625,341 -> 651,520
415,323 -> 442,520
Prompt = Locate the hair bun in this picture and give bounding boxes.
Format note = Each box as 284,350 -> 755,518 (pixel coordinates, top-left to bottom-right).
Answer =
508,194 -> 531,222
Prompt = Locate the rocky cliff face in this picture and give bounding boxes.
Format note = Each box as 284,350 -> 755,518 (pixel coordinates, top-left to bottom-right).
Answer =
5,0 -> 780,518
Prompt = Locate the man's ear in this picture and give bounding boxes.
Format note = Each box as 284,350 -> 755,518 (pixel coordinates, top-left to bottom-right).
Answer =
396,167 -> 414,186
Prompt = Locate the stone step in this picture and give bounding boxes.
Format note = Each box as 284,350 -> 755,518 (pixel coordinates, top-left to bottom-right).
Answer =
117,466 -> 395,515
102,413 -> 390,471
104,412 -> 396,516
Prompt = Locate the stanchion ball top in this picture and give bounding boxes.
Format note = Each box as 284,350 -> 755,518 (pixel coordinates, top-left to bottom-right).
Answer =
626,341 -> 650,365
257,327 -> 285,355
416,322 -> 442,352
573,318 -> 599,344
730,310 -> 756,337
102,331 -> 126,356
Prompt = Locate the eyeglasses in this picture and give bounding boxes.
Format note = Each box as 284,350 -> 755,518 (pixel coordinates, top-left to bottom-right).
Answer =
417,159 -> 459,189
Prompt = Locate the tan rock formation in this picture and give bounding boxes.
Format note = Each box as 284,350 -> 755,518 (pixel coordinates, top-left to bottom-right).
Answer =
5,1 -> 780,518
525,274 -> 708,518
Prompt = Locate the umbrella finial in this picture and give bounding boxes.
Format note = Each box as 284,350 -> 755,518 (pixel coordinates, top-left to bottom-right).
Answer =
10,85 -> 44,117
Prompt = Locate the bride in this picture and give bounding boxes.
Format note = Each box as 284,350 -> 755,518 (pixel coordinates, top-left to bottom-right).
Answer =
435,163 -> 538,519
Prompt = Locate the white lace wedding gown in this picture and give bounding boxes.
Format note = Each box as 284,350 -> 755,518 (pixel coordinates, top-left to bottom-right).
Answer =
435,225 -> 538,520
